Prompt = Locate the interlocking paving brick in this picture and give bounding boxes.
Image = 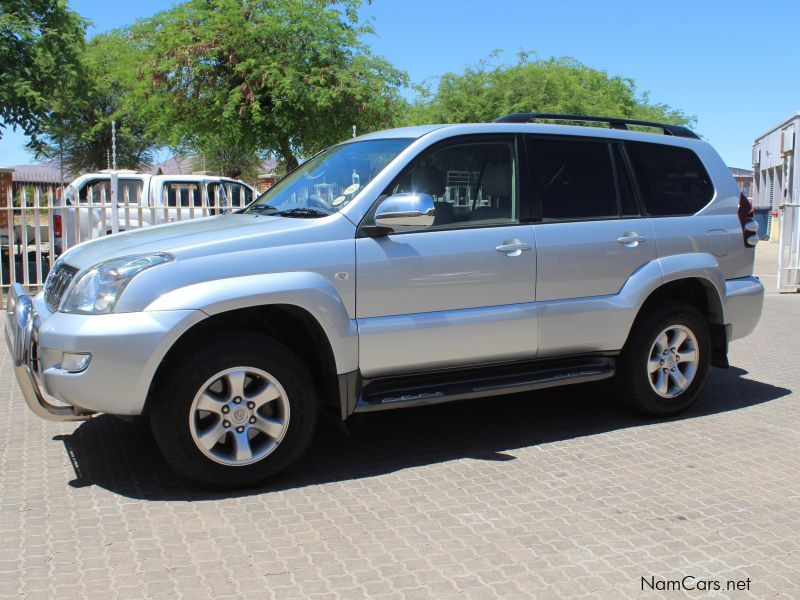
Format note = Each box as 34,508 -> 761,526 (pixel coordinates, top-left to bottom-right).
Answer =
2,250 -> 799,598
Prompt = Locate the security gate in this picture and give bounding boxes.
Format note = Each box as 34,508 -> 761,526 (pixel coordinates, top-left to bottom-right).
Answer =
778,202 -> 800,292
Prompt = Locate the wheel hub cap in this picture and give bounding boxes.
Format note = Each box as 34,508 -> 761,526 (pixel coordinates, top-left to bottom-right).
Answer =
647,325 -> 699,399
229,406 -> 249,425
188,367 -> 290,467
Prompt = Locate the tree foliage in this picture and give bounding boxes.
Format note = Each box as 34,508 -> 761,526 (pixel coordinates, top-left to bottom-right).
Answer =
407,52 -> 694,127
131,0 -> 408,169
34,32 -> 156,172
0,0 -> 87,149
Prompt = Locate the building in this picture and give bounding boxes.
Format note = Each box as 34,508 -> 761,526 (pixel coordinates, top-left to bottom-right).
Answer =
753,112 -> 799,290
730,167 -> 753,200
752,112 -> 798,240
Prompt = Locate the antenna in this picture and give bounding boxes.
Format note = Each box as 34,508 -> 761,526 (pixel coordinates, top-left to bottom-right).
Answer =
111,120 -> 117,170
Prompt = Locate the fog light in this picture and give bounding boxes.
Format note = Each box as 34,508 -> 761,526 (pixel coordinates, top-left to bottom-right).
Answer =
61,352 -> 91,373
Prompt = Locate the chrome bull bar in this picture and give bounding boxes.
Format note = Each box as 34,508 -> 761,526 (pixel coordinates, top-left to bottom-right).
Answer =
4,283 -> 94,421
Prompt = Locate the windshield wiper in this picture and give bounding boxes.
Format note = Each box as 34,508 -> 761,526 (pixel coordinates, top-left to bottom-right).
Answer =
275,207 -> 330,218
250,205 -> 280,216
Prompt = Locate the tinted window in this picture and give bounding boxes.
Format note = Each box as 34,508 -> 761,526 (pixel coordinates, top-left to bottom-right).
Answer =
389,139 -> 518,228
77,179 -> 143,204
164,182 -> 201,207
118,179 -> 143,204
613,145 -> 639,216
227,183 -> 253,207
78,179 -> 110,204
626,142 -> 713,216
527,139 -> 617,219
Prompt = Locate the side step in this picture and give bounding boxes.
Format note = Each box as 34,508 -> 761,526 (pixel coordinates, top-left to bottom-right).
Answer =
354,357 -> 615,413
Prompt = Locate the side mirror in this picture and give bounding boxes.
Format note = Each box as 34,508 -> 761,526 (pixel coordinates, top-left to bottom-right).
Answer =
373,193 -> 435,231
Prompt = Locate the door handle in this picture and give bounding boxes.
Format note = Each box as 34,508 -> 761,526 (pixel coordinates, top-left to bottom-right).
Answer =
496,241 -> 532,256
617,234 -> 646,247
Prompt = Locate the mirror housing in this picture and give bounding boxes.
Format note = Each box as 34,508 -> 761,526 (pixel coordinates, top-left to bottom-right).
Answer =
373,193 -> 436,232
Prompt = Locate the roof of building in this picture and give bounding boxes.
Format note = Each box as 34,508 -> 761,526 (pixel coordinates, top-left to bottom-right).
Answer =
754,111 -> 800,142
8,160 -> 68,183
5,156 -> 277,183
730,167 -> 754,178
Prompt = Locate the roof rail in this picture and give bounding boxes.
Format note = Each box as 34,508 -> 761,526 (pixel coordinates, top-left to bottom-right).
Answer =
493,113 -> 699,139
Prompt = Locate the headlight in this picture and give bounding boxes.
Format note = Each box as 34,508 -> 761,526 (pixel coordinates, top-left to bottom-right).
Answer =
61,252 -> 174,314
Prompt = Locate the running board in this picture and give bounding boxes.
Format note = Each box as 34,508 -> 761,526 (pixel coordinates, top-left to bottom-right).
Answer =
354,357 -> 615,413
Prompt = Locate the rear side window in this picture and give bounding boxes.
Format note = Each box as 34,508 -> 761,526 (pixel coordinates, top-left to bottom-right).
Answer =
164,182 -> 202,207
626,142 -> 713,216
526,138 -> 618,220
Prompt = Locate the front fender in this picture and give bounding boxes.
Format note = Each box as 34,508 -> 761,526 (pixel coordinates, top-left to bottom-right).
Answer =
145,271 -> 358,374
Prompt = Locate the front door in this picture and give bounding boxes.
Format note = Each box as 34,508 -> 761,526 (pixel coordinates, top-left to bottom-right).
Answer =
355,135 -> 538,378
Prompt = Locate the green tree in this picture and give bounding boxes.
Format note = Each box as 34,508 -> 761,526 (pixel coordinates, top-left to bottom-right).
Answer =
0,0 -> 87,150
35,32 -> 156,173
408,52 -> 694,128
131,0 -> 408,170
188,140 -> 264,181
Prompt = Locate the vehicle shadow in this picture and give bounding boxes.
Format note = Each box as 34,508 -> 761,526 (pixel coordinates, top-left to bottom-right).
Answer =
56,366 -> 790,501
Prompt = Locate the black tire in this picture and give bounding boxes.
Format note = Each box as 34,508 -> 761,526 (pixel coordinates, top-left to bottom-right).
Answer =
614,301 -> 711,417
150,332 -> 317,488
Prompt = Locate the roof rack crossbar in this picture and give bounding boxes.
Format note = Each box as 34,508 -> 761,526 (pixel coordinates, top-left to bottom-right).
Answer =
493,113 -> 699,139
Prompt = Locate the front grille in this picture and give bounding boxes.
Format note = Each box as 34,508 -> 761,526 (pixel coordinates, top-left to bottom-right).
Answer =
44,263 -> 78,312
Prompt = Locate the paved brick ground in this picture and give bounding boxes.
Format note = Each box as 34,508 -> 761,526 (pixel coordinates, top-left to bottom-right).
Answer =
1,251 -> 799,599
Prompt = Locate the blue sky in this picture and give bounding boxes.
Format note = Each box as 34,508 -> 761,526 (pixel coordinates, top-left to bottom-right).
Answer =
1,0 -> 799,168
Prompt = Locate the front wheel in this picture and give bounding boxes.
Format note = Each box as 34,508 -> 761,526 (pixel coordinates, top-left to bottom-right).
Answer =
150,333 -> 317,488
614,302 -> 711,417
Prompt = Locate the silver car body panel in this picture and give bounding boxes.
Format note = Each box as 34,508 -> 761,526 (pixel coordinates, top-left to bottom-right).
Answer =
355,226 -> 537,377
8,121 -> 764,419
31,295 -> 205,415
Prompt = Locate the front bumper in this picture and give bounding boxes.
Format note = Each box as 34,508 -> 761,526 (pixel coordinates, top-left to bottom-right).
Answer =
5,284 -> 92,421
5,284 -> 205,420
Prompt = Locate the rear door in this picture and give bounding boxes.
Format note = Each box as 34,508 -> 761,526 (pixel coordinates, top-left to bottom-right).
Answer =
526,136 -> 656,357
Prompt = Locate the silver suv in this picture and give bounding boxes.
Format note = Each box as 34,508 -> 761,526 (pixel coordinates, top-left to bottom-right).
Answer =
6,114 -> 764,487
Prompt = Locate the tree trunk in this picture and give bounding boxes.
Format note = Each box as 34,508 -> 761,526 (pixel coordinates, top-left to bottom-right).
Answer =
278,138 -> 298,172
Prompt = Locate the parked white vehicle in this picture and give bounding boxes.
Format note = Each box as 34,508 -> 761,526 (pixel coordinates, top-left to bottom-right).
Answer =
54,171 -> 255,253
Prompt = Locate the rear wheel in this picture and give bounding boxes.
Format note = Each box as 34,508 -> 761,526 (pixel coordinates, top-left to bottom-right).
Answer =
615,302 -> 711,417
150,332 -> 317,487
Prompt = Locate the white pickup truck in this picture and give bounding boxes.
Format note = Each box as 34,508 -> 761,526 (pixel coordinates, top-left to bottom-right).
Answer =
54,171 -> 256,253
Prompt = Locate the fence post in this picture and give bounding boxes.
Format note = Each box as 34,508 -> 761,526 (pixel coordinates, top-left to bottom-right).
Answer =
110,172 -> 120,234
0,170 -> 12,296
33,187 -> 43,286
47,188 -> 56,267
21,188 -> 29,288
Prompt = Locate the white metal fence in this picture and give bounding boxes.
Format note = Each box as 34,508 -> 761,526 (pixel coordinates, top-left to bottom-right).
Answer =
778,202 -> 800,292
2,183 -> 252,295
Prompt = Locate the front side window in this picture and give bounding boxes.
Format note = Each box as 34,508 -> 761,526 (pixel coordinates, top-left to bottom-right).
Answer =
387,139 -> 518,228
527,138 -> 618,220
245,139 -> 412,217
226,182 -> 253,207
626,142 -> 714,216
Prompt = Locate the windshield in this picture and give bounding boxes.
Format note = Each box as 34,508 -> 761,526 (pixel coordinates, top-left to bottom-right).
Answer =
245,138 -> 413,217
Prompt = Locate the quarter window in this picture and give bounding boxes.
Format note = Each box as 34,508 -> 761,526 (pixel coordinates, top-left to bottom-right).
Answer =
388,139 -> 518,228
626,142 -> 713,216
526,139 -> 618,220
